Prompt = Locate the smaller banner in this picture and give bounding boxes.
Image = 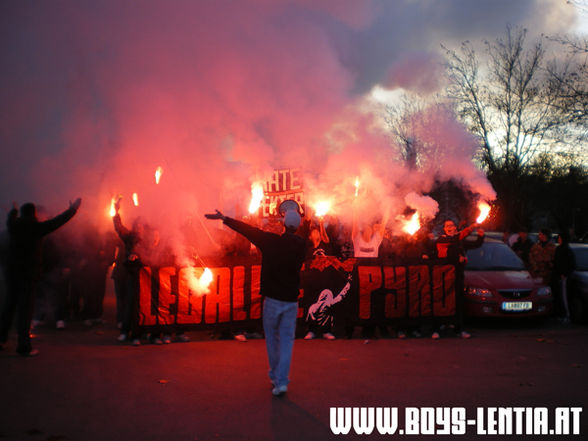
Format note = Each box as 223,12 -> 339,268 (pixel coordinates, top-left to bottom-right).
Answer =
257,168 -> 304,217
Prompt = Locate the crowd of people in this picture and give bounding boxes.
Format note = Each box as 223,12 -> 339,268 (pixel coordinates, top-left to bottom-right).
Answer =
508,228 -> 576,324
0,198 -> 579,362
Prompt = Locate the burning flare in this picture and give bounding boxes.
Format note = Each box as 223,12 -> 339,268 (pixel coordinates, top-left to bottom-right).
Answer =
402,212 -> 421,236
314,200 -> 331,217
201,267 -> 213,286
476,201 -> 491,224
132,193 -> 139,207
109,198 -> 117,217
187,267 -> 214,295
354,176 -> 360,197
155,166 -> 163,185
248,183 -> 264,214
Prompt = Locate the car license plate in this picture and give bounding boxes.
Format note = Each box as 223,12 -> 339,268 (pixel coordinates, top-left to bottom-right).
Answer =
501,301 -> 532,312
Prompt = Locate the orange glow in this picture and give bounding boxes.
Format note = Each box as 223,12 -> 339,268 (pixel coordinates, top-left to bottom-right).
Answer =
248,183 -> 264,214
132,193 -> 139,206
201,267 -> 213,286
155,166 -> 163,184
314,200 -> 331,217
476,201 -> 491,224
109,198 -> 117,217
186,267 -> 214,295
402,212 -> 421,236
354,176 -> 360,197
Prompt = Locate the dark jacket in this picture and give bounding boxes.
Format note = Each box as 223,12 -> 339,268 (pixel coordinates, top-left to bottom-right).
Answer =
112,213 -> 142,273
224,217 -> 306,302
436,226 -> 484,261
553,243 -> 576,279
6,206 -> 78,278
512,237 -> 533,264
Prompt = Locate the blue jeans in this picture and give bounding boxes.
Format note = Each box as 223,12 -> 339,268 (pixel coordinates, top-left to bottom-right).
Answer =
263,297 -> 298,388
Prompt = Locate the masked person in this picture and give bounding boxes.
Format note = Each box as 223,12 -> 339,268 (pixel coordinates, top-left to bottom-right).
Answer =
206,208 -> 306,396
0,198 -> 82,356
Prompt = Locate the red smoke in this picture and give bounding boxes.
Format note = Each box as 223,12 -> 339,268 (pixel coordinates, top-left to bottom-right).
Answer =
4,0 -> 546,261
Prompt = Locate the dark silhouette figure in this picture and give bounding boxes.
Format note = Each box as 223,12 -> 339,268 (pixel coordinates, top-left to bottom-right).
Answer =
111,199 -> 148,345
0,198 -> 82,356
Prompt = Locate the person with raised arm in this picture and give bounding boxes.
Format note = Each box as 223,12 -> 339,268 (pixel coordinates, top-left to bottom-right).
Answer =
0,198 -> 82,356
205,206 -> 306,396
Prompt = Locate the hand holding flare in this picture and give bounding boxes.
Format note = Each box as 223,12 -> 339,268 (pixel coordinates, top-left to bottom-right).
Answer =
110,196 -> 122,217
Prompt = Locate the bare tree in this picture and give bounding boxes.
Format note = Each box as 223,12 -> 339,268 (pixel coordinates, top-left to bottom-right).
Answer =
545,34 -> 588,140
443,26 -> 569,178
384,95 -> 424,170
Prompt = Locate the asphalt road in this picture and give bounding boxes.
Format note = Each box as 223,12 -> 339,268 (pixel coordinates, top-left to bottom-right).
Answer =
1,294 -> 587,441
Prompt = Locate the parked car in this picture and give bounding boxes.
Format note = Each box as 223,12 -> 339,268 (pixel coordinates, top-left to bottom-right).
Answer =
464,239 -> 553,318
569,243 -> 588,323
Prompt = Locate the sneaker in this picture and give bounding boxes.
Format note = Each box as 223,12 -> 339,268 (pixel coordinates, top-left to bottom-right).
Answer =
162,334 -> 172,344
234,334 -> 247,342
431,332 -> 440,340
56,320 -> 66,330
132,338 -> 141,346
411,330 -> 422,338
304,331 -> 315,340
272,385 -> 288,396
397,330 -> 406,339
117,333 -> 127,342
323,332 -> 336,340
176,334 -> 190,343
460,331 -> 471,339
151,337 -> 163,345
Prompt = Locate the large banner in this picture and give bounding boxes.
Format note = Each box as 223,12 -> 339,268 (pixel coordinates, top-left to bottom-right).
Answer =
136,256 -> 461,332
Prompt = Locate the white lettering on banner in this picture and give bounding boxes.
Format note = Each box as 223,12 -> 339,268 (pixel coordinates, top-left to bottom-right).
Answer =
329,407 -> 583,436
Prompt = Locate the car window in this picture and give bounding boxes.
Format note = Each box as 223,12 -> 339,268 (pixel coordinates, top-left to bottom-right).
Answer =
572,247 -> 588,271
466,242 -> 525,271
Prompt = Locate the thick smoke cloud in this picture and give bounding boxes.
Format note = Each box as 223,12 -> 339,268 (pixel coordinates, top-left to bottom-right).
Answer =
0,0 -> 581,259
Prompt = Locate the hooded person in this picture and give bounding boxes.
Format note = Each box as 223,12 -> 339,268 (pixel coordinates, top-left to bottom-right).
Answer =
205,204 -> 306,396
0,198 -> 82,356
